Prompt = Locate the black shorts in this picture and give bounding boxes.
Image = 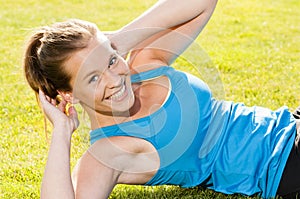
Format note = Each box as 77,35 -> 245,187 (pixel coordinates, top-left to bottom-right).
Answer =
277,109 -> 300,198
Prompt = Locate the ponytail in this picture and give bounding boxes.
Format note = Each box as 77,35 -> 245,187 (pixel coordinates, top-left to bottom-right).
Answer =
23,30 -> 58,99
23,19 -> 97,102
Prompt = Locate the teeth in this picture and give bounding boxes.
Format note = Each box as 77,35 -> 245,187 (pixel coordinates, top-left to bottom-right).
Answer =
110,85 -> 126,101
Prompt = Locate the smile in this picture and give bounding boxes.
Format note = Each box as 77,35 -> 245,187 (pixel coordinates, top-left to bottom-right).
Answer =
109,84 -> 127,101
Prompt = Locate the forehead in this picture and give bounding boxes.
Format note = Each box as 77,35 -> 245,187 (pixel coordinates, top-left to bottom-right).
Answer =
65,32 -> 113,85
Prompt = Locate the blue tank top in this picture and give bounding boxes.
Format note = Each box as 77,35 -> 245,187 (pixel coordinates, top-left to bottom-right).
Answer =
89,66 -> 296,198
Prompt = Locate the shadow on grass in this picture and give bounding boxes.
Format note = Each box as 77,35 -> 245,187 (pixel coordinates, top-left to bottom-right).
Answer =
110,185 -> 265,199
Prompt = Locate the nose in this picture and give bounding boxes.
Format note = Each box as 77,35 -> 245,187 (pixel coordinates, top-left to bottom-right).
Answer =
103,69 -> 122,88
103,59 -> 128,88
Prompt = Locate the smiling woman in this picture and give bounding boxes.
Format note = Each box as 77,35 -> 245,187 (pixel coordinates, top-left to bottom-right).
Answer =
63,34 -> 135,125
22,0 -> 300,198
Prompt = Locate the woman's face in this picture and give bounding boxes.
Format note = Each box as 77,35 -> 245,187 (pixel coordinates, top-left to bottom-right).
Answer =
64,31 -> 135,117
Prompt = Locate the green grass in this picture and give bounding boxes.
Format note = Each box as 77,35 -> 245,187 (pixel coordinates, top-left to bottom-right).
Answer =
0,0 -> 299,198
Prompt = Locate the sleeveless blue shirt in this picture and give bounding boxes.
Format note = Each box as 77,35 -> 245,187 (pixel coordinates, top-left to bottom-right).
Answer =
89,66 -> 296,198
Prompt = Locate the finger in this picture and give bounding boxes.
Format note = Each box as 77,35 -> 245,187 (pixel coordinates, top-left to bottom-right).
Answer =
68,106 -> 79,129
57,100 -> 67,113
38,90 -> 48,104
50,98 -> 57,106
39,90 -> 57,108
46,95 -> 51,102
68,106 -> 78,119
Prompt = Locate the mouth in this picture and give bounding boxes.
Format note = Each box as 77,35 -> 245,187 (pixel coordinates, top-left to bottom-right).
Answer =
107,83 -> 127,102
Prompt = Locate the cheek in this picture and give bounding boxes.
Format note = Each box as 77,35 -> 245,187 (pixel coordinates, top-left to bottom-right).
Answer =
93,84 -> 106,102
72,85 -> 98,106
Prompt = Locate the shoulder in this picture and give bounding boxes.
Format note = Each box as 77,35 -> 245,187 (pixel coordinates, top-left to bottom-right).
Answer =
72,136 -> 159,193
87,136 -> 159,174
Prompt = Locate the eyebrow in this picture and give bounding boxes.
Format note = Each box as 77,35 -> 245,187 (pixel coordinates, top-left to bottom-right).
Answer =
111,42 -> 118,51
82,38 -> 119,78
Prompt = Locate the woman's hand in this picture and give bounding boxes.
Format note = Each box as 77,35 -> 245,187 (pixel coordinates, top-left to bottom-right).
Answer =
38,90 -> 79,134
39,90 -> 77,198
104,30 -> 129,59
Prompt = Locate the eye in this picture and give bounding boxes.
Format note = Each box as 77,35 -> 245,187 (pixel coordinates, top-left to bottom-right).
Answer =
89,75 -> 99,84
108,55 -> 117,68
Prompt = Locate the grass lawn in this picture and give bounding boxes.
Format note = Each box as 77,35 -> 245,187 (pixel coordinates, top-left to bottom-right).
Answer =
0,0 -> 299,198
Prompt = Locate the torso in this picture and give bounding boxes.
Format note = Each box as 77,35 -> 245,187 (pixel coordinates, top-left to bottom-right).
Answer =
118,70 -> 170,184
85,65 -> 297,197
89,65 -> 170,185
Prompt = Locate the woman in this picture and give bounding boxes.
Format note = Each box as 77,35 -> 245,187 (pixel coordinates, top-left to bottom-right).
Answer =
23,0 -> 299,198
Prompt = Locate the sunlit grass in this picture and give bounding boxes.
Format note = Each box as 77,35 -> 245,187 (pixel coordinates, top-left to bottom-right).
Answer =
0,0 -> 299,198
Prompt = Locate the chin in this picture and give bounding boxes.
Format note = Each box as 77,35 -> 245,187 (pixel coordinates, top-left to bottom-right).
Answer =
110,94 -> 135,116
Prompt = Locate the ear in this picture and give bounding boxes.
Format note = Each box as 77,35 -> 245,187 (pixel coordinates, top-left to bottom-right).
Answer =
57,90 -> 80,104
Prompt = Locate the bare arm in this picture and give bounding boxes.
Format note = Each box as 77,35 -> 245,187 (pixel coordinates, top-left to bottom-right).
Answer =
128,4 -> 217,67
39,91 -> 120,199
72,151 -> 119,199
73,136 -> 159,198
109,0 -> 218,64
39,90 -> 78,199
41,127 -> 74,199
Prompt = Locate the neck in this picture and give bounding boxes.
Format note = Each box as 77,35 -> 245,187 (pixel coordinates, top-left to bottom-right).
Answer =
83,96 -> 142,130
